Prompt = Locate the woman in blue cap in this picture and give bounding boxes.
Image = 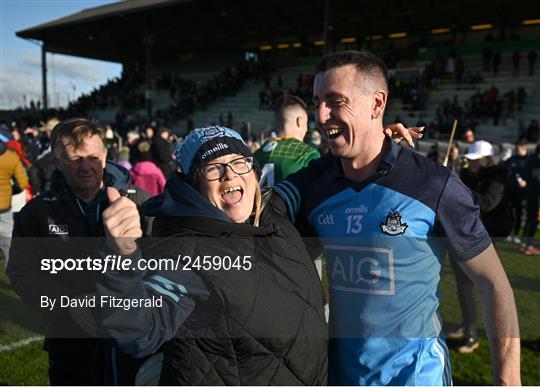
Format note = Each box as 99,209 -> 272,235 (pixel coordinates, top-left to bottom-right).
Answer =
99,126 -> 328,385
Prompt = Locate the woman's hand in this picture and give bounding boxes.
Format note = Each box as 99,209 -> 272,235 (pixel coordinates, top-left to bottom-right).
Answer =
102,187 -> 142,255
384,123 -> 424,147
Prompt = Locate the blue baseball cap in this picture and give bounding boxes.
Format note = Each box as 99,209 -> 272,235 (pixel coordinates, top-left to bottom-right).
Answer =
0,126 -> 13,143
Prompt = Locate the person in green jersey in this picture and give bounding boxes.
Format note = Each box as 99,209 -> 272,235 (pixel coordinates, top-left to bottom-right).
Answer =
255,95 -> 321,186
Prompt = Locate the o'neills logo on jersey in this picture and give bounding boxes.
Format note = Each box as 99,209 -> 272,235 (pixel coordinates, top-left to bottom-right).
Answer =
380,211 -> 408,235
201,143 -> 229,160
49,224 -> 68,235
345,204 -> 369,214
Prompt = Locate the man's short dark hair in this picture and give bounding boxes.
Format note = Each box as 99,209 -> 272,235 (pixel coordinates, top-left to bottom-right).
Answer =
274,94 -> 308,115
316,50 -> 389,93
516,137 -> 528,146
51,118 -> 106,156
274,95 -> 309,129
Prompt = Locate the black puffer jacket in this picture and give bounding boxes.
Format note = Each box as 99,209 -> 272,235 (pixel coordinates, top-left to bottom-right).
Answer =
99,173 -> 327,385
460,164 -> 513,237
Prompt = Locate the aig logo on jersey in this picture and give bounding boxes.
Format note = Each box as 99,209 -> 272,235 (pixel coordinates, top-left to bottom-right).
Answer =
318,214 -> 335,225
326,245 -> 395,295
49,224 -> 68,235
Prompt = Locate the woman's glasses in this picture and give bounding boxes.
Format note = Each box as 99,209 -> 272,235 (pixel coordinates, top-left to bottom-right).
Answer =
199,156 -> 254,181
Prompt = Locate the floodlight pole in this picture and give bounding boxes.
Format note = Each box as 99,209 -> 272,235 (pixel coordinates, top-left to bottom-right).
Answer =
41,42 -> 48,110
323,0 -> 329,55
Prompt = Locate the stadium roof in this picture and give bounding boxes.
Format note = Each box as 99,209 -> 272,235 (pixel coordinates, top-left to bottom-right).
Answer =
16,0 -> 540,65
17,0 -> 178,33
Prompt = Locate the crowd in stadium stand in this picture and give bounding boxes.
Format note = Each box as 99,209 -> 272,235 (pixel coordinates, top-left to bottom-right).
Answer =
9,44 -> 537,151
1,45 -> 539,216
36,59 -> 273,131
1,95 -> 538,254
482,48 -> 538,77
431,86 -> 528,133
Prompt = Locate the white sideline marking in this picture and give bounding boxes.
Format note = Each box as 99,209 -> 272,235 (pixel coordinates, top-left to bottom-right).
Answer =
0,336 -> 43,352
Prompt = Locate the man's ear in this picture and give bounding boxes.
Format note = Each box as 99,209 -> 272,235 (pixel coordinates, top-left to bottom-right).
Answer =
371,90 -> 387,120
296,115 -> 303,129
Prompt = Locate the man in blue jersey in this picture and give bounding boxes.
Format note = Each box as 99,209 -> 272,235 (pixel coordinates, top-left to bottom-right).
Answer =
274,51 -> 520,385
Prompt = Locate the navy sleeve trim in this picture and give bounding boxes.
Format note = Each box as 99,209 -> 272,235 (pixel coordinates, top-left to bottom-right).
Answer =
454,233 -> 492,262
273,182 -> 300,223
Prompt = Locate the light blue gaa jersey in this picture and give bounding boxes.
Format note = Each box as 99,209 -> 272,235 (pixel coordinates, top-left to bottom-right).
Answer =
274,138 -> 491,386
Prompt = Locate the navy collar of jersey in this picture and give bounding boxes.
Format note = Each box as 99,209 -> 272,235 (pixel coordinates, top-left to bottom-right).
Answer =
326,135 -> 401,185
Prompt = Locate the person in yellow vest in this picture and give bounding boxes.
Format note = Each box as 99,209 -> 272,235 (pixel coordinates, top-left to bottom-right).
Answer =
0,127 -> 28,261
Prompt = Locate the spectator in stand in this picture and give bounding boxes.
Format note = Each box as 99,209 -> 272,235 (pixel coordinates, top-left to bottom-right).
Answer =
445,53 -> 455,77
143,126 -> 154,144
526,119 -> 539,142
449,140 -> 514,353
527,50 -> 537,76
227,111 -> 234,128
0,127 -> 29,260
512,50 -> 522,77
130,141 -> 166,196
6,137 -> 33,208
22,125 -> 41,163
447,143 -> 463,173
505,138 -> 529,244
28,118 -> 60,196
38,117 -> 59,155
117,147 -> 132,171
104,125 -> 119,162
485,85 -> 498,105
492,49 -> 502,76
482,47 -> 493,72
462,128 -> 476,144
520,144 -> 540,255
151,127 -> 175,178
126,130 -> 141,165
427,141 -> 441,164
517,87 -> 527,110
455,55 -> 464,84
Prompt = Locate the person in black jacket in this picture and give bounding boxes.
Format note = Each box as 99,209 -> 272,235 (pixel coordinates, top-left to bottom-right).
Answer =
151,127 -> 175,178
504,138 -> 529,244
520,145 -> 540,255
448,140 -> 513,353
6,118 -> 151,386
99,126 -> 328,385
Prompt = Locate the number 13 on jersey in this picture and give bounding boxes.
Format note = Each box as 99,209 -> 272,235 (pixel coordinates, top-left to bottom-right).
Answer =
346,215 -> 363,234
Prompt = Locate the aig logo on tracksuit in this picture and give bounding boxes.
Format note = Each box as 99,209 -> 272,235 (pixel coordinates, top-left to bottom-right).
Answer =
49,224 -> 68,235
